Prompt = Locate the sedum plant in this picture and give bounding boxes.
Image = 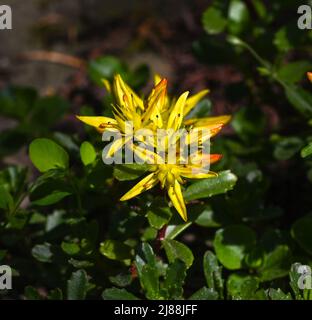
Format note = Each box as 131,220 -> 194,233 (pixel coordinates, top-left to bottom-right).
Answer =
77,74 -> 230,221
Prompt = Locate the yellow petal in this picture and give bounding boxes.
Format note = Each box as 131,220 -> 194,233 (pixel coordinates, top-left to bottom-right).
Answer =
120,172 -> 159,201
178,166 -> 217,179
167,180 -> 187,221
76,116 -> 117,132
184,89 -> 209,116
114,74 -> 144,111
104,136 -> 131,159
184,126 -> 223,145
167,91 -> 189,130
101,79 -> 112,93
189,153 -> 222,166
132,144 -> 164,164
184,115 -> 231,127
154,74 -> 162,86
143,78 -> 167,128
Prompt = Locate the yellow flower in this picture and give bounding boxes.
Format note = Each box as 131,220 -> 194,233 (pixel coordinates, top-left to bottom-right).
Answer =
120,155 -> 222,221
76,74 -> 231,221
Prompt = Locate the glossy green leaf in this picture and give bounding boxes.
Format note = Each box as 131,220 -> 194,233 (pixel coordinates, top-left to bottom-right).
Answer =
277,61 -> 312,85
31,243 -> 53,263
29,138 -> 69,172
113,163 -> 149,181
213,225 -> 256,270
184,170 -> 237,201
99,240 -> 132,261
102,288 -> 139,300
147,206 -> 172,230
162,239 -> 194,269
61,242 -> 80,255
139,264 -> 160,300
203,251 -> 224,298
32,191 -> 71,206
227,274 -> 260,299
163,260 -> 187,299
80,141 -> 96,166
67,269 -> 88,300
189,287 -> 218,300
285,85 -> 312,117
267,288 -> 292,300
301,142 -> 312,158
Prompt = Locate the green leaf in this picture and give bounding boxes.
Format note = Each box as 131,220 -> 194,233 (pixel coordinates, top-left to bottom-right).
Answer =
291,214 -> 312,255
141,243 -> 157,269
80,141 -> 96,166
257,230 -> 291,282
109,273 -> 132,287
61,242 -> 80,255
203,251 -> 224,298
202,7 -> 227,35
163,260 -> 187,299
88,56 -> 126,85
184,170 -> 237,201
147,206 -> 172,230
273,26 -> 299,53
213,225 -> 256,270
273,136 -> 303,160
259,245 -> 291,282
232,106 -> 266,140
162,239 -> 194,269
0,186 -> 14,211
29,138 -> 69,172
102,288 -> 139,300
48,288 -> 63,300
277,61 -> 312,85
267,288 -> 292,300
289,263 -> 304,300
68,259 -> 94,269
228,0 -> 250,35
165,222 -> 192,240
67,269 -> 88,300
139,264 -> 160,300
113,163 -> 149,181
31,243 -> 53,263
189,287 -> 218,300
99,240 -> 132,261
301,142 -> 312,158
284,85 -> 312,117
227,274 -> 260,299
32,191 -> 72,206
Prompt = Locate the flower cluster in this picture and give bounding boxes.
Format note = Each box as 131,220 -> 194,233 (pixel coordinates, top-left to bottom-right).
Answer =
77,74 -> 230,221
